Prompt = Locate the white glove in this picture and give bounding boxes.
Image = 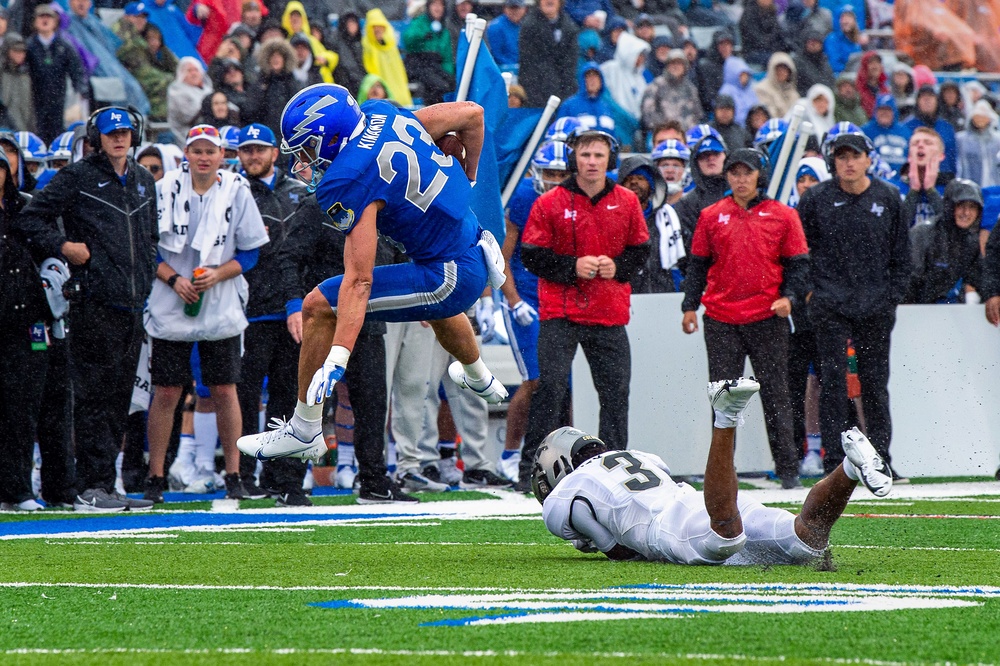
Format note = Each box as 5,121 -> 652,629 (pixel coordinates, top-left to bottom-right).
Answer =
510,300 -> 538,326
475,296 -> 495,342
306,345 -> 350,406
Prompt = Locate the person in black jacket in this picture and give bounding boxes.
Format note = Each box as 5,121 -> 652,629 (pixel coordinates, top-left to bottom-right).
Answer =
793,29 -> 835,98
329,11 -> 365,96
797,131 -> 910,478
25,5 -> 88,143
276,167 -> 417,505
673,133 -> 729,278
518,0 -> 578,108
0,151 -> 49,511
906,178 -> 982,304
244,37 -> 303,139
738,0 -> 788,69
617,154 -> 673,294
233,123 -> 313,506
695,28 -> 734,114
15,108 -> 158,512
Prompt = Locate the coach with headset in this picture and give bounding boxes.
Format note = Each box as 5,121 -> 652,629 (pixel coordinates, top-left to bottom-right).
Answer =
681,148 -> 809,489
518,129 -> 650,484
15,107 -> 158,512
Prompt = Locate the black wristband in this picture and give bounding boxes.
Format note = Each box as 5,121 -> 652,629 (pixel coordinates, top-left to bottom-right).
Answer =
167,274 -> 180,289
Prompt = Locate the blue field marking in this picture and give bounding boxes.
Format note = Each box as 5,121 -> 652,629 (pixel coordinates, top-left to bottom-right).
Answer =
0,511 -> 425,538
152,487 -> 356,504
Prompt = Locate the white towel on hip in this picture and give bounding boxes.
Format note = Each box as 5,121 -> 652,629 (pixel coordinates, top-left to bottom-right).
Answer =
655,204 -> 685,270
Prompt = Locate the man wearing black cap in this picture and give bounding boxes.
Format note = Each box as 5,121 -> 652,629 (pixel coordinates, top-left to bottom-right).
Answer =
797,130 -> 910,478
15,107 -> 158,511
26,4 -> 88,143
695,28 -> 734,112
682,148 -> 809,488
793,29 -> 835,97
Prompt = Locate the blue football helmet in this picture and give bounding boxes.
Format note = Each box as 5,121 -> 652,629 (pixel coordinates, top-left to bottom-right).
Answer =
754,119 -> 789,149
219,125 -> 241,172
280,83 -> 365,191
530,140 -> 570,194
545,116 -> 583,144
219,125 -> 241,151
48,131 -> 75,166
15,131 -> 47,164
821,121 -> 870,159
685,124 -> 723,151
651,138 -> 691,163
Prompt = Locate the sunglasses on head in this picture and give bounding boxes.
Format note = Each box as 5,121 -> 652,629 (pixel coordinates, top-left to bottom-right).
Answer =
188,125 -> 221,138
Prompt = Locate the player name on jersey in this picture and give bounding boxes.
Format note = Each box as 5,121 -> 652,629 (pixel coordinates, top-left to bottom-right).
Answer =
358,114 -> 387,150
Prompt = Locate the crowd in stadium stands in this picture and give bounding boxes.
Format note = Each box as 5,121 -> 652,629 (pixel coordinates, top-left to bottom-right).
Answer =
2,0 -> 1000,513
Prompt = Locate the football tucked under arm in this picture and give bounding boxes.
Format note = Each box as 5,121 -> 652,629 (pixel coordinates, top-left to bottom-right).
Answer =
436,133 -> 468,172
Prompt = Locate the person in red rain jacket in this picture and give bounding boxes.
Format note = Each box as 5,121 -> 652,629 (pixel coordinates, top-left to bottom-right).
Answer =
517,129 -> 650,485
681,147 -> 810,489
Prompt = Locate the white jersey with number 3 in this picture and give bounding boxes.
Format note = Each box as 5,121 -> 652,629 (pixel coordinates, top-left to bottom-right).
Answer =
542,449 -> 825,566
542,450 -> 697,560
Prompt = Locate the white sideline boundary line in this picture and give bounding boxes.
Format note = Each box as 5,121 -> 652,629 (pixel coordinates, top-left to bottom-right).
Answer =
0,647 -> 969,665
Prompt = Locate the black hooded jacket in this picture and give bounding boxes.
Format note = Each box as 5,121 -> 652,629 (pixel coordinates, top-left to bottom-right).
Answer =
0,172 -> 46,329
244,168 -> 313,319
673,135 -> 730,277
695,29 -> 735,113
330,12 -> 366,95
14,152 -> 158,312
618,155 -> 674,294
906,178 -> 982,304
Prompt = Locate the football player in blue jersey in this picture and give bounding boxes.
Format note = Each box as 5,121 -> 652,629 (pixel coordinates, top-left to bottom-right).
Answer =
237,83 -> 509,463
495,139 -> 570,484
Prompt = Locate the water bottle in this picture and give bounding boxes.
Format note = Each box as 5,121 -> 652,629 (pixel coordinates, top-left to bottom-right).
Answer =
183,267 -> 207,317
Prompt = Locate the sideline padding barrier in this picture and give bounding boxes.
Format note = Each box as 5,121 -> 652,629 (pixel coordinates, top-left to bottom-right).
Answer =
572,294 -> 1000,478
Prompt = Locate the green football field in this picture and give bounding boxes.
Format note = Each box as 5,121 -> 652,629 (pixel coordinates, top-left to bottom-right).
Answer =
2,482 -> 1000,666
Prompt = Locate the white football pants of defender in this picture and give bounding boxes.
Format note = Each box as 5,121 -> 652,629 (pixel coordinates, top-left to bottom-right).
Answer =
420,339 -> 495,474
384,321 -> 437,474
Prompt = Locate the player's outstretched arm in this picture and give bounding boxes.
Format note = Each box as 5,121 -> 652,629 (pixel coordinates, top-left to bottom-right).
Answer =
332,202 -> 379,353
414,101 -> 484,182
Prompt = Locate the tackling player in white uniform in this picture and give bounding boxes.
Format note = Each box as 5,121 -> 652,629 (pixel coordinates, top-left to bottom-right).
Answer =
533,377 -> 893,565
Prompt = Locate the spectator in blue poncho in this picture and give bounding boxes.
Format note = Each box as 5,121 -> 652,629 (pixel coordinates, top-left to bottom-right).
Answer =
717,56 -> 758,126
486,0 -> 527,69
863,94 -> 911,174
823,4 -> 863,75
145,0 -> 202,64
558,60 -> 637,149
65,0 -> 150,115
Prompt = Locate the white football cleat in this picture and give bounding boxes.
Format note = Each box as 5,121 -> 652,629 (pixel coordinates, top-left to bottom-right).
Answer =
707,377 -> 761,428
237,418 -> 328,463
841,427 -> 892,497
448,362 -> 509,404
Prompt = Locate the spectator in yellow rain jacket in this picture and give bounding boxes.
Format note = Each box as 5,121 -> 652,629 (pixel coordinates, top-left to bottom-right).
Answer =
362,8 -> 412,107
280,1 -> 336,84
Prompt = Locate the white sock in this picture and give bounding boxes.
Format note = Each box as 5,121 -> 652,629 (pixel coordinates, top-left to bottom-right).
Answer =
843,460 -> 861,481
806,434 -> 822,454
170,433 -> 195,484
193,412 -> 218,472
258,408 -> 265,433
337,443 -> 355,469
386,441 -> 397,473
713,410 -> 738,430
463,357 -> 491,388
115,451 -> 124,483
290,400 -> 323,438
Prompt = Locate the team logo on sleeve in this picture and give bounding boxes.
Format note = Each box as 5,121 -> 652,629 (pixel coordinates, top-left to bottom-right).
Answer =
326,202 -> 355,231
